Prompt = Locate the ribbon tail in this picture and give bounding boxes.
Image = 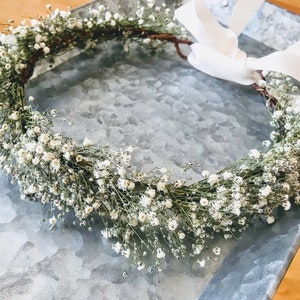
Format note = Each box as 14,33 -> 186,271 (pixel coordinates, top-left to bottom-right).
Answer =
194,0 -> 224,29
229,0 -> 265,37
248,42 -> 300,82
175,0 -> 232,46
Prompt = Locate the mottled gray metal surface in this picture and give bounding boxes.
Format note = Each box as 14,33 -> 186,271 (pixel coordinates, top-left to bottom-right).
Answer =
28,37 -> 272,177
199,207 -> 300,300
0,1 -> 299,300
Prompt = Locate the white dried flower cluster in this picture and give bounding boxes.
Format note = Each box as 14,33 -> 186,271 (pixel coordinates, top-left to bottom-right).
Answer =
0,2 -> 299,271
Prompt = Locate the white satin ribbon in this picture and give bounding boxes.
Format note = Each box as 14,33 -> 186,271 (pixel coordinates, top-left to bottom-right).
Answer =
175,0 -> 300,85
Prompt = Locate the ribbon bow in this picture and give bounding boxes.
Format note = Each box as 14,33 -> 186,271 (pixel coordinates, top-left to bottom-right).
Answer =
175,0 -> 300,85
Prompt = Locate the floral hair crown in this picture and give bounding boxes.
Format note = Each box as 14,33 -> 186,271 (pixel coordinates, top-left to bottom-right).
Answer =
0,0 -> 299,270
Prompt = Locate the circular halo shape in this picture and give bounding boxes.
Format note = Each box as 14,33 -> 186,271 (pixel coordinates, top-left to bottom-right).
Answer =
0,3 -> 299,269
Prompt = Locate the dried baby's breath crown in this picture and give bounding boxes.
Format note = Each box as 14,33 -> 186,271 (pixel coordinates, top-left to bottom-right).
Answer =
0,1 -> 299,270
